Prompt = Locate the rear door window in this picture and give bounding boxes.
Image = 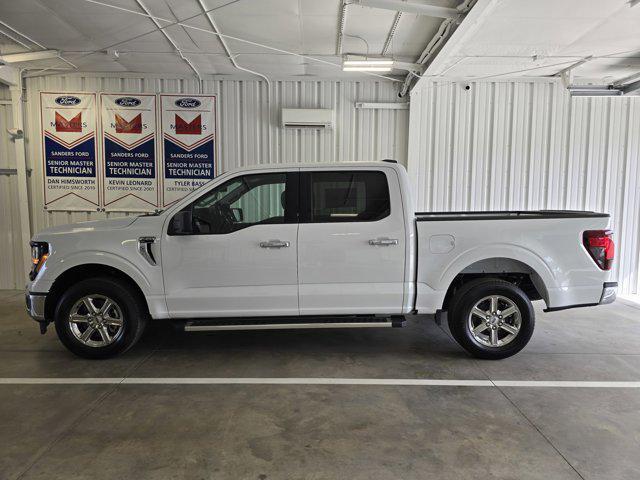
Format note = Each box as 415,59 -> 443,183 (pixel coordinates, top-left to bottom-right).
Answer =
303,171 -> 390,223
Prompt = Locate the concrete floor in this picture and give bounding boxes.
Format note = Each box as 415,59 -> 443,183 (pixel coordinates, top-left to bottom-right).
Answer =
1,290 -> 639,480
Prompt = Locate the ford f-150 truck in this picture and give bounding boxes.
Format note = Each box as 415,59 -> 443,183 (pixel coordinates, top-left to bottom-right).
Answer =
26,161 -> 617,359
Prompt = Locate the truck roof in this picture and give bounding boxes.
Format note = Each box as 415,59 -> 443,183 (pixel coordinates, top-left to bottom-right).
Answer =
223,160 -> 404,175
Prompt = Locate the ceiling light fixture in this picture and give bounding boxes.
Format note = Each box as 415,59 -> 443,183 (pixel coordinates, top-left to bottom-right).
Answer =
343,66 -> 393,72
0,50 -> 60,63
567,85 -> 623,97
342,58 -> 393,72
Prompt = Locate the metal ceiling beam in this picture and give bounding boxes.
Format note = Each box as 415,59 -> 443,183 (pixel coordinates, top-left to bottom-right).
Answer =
346,0 -> 464,21
613,71 -> 640,86
336,1 -> 349,55
399,17 -> 454,96
0,26 -> 32,50
555,56 -> 592,87
382,12 -> 402,56
79,0 -> 400,82
0,19 -> 77,69
621,79 -> 640,95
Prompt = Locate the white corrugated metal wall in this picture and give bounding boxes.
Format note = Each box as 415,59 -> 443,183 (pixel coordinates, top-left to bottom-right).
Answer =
0,74 -> 408,288
407,79 -> 640,295
0,86 -> 26,289
5,74 -> 638,295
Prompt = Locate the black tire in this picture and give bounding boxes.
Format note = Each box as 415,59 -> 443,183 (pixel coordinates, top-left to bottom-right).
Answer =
447,278 -> 534,360
54,277 -> 147,359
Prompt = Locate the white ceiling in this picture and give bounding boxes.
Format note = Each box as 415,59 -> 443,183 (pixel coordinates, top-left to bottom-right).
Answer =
0,0 -> 638,87
0,0 -> 451,79
424,0 -> 640,85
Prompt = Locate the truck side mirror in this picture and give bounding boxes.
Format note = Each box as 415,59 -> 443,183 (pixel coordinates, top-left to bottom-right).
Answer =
231,207 -> 244,222
170,210 -> 193,235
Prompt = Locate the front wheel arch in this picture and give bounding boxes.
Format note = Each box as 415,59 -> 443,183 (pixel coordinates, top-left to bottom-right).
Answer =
45,264 -> 149,322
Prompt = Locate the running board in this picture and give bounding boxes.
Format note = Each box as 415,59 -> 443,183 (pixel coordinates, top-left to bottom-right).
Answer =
184,316 -> 405,332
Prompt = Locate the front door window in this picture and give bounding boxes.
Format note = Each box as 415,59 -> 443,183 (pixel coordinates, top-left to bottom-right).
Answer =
188,173 -> 287,234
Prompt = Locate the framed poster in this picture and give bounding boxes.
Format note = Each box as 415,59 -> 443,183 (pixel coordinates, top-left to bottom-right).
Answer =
100,93 -> 159,211
160,95 -> 217,207
40,92 -> 99,210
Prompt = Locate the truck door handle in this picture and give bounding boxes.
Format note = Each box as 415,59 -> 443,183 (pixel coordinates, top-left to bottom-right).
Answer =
260,239 -> 290,249
369,237 -> 399,246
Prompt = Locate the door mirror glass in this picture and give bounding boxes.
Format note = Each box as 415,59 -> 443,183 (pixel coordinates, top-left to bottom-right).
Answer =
231,207 -> 244,222
170,210 -> 193,235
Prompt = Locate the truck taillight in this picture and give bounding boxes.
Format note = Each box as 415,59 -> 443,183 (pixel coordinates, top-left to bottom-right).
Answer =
583,230 -> 614,271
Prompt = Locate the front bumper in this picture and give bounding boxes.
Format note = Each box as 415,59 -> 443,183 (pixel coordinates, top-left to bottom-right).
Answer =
25,292 -> 47,321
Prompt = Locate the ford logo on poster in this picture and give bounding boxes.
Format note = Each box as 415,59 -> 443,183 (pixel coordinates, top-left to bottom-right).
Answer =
115,97 -> 141,107
55,95 -> 81,106
175,98 -> 201,108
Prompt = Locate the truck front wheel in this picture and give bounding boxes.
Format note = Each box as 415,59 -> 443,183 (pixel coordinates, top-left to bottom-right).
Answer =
447,278 -> 534,360
54,277 -> 147,359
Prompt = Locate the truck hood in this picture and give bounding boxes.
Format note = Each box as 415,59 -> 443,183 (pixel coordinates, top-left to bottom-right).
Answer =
33,217 -> 138,240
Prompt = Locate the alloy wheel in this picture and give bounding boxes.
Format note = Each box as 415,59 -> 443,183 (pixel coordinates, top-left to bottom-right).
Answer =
467,295 -> 522,348
68,295 -> 124,347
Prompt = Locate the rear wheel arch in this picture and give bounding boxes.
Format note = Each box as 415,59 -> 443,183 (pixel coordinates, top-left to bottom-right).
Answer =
440,257 -> 549,311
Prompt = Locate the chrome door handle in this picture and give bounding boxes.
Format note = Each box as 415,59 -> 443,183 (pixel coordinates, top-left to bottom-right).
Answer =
369,237 -> 399,246
260,239 -> 290,249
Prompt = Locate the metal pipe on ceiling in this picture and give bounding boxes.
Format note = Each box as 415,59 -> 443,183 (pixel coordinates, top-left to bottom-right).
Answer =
195,0 -> 272,163
78,0 -> 402,83
0,26 -> 32,50
135,0 -> 202,84
195,0 -> 270,84
336,1 -> 349,55
382,12 -> 402,56
0,19 -> 77,69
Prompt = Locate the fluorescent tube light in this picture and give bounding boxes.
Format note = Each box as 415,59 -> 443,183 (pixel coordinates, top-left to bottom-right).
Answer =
342,58 -> 394,72
343,59 -> 394,66
0,50 -> 60,63
567,85 -> 623,97
343,66 -> 393,72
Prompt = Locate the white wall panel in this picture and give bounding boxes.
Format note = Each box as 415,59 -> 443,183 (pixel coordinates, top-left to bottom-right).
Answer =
408,79 -> 640,295
0,87 -> 26,289
0,75 -> 407,288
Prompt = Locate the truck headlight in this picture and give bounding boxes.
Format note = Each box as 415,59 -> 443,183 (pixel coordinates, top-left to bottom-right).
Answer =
29,242 -> 49,280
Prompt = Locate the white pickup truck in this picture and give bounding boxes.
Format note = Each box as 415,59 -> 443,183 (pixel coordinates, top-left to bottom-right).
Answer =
26,161 -> 617,360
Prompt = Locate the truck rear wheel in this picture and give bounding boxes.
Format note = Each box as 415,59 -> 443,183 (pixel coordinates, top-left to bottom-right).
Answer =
447,278 -> 534,359
54,277 -> 147,359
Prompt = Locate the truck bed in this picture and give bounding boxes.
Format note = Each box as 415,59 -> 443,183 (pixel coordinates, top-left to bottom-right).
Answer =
412,210 -> 611,314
